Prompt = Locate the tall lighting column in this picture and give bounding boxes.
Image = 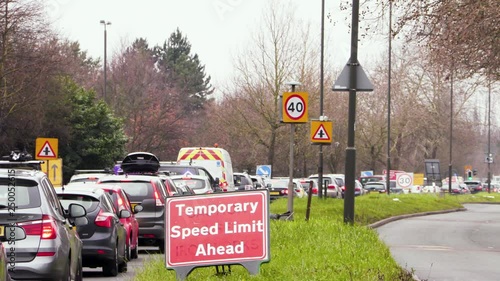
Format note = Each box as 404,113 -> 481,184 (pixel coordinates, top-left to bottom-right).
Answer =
448,70 -> 453,193
318,0 -> 325,199
100,20 -> 111,102
386,0 -> 392,195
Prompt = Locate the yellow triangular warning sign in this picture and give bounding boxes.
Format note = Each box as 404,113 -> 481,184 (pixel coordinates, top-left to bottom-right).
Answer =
312,124 -> 331,141
37,141 -> 56,158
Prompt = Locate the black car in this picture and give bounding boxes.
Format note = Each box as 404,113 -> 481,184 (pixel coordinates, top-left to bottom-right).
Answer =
57,186 -> 128,276
0,168 -> 87,281
99,152 -> 169,252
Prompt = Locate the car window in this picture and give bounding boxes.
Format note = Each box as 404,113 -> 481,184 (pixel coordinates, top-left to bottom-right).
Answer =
58,194 -> 100,212
0,178 -> 41,209
104,181 -> 151,201
101,193 -> 116,213
172,178 -> 206,190
41,178 -> 65,219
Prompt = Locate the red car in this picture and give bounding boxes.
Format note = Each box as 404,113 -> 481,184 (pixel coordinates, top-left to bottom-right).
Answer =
95,184 -> 143,260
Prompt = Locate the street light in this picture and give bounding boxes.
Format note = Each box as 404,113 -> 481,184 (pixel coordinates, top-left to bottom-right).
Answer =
100,20 -> 111,102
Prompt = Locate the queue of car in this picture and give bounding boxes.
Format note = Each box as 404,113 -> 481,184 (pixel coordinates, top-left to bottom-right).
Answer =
2,149 -> 497,280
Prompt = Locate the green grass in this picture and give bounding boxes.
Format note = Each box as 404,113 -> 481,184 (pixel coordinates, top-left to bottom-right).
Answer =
134,192 -> 500,281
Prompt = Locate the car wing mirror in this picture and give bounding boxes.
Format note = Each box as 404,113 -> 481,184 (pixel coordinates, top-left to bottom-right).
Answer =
73,217 -> 88,227
0,225 -> 26,242
68,203 -> 87,218
134,204 -> 143,213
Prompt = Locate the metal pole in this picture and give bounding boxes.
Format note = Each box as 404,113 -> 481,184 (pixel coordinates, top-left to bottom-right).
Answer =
287,84 -> 297,220
100,20 -> 111,103
344,0 -> 359,224
488,75 -> 491,193
448,70 -> 453,193
386,0 -> 392,195
318,0 -> 325,199
104,27 -> 107,102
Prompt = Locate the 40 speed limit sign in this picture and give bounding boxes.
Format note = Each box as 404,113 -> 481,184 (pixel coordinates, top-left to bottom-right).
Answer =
282,92 -> 308,123
396,173 -> 413,189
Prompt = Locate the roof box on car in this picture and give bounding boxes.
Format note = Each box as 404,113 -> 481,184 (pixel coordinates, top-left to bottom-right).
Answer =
120,152 -> 160,173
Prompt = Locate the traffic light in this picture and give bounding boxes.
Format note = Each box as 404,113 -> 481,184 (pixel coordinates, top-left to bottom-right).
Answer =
473,169 -> 477,176
467,170 -> 473,180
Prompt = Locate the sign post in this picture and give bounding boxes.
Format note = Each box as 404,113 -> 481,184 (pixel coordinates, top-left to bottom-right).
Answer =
282,84 -> 307,220
165,190 -> 270,280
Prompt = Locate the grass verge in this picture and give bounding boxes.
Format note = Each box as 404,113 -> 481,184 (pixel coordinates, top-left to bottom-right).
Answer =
134,192 -> 500,281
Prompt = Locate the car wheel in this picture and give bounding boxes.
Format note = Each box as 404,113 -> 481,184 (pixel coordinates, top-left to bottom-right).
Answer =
125,237 -> 131,261
131,236 -> 139,259
103,245 -> 119,277
119,240 -> 128,273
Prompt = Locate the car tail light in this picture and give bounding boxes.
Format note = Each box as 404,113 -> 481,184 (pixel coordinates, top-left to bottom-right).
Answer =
152,181 -> 165,206
220,181 -> 228,191
281,189 -> 288,195
328,184 -> 337,190
19,215 -> 57,239
95,210 -> 113,228
312,187 -> 318,194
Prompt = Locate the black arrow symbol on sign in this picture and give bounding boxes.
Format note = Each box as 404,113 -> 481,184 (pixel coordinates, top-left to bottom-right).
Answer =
51,164 -> 58,181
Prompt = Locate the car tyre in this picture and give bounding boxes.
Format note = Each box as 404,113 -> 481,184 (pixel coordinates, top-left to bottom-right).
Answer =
125,237 -> 131,261
119,241 -> 128,273
103,245 -> 119,277
131,236 -> 139,259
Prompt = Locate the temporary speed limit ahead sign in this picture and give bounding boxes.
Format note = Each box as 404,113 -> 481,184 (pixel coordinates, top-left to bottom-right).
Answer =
282,92 -> 308,123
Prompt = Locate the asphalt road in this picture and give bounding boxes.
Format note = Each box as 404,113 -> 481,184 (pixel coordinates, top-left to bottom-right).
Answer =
376,203 -> 500,281
82,247 -> 162,281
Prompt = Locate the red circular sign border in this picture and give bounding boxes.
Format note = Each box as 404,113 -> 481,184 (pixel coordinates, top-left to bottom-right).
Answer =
284,94 -> 306,120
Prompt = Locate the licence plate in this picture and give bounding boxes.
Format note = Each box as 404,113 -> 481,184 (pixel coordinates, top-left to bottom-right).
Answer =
0,225 -> 4,237
270,192 -> 280,196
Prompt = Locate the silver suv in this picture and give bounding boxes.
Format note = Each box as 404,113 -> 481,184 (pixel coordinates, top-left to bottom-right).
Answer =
0,168 -> 87,281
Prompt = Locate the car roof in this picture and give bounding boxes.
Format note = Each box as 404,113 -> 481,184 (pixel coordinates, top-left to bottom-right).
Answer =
98,174 -> 159,182
169,174 -> 208,180
0,168 -> 45,179
56,185 -> 105,198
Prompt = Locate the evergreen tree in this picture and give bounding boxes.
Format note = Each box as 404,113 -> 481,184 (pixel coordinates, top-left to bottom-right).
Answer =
154,28 -> 214,111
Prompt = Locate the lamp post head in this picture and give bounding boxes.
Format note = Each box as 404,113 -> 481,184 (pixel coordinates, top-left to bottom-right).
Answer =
285,81 -> 302,87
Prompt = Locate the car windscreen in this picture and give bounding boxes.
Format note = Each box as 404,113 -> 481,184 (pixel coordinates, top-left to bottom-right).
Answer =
268,180 -> 288,188
159,166 -> 199,176
234,175 -> 252,186
58,194 -> 100,213
172,178 -> 206,190
0,178 -> 42,209
101,181 -> 152,201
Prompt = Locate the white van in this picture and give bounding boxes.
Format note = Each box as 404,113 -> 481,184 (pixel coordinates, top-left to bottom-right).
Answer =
176,147 -> 235,192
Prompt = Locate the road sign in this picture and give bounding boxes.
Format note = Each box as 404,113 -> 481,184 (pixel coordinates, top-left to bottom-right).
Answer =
40,158 -> 63,187
256,165 -> 272,178
396,173 -> 413,189
282,92 -> 308,123
35,138 -> 58,160
165,190 -> 270,279
310,120 -> 333,144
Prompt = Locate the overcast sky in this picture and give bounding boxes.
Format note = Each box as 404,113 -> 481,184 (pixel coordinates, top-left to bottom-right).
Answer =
46,0 -> 388,88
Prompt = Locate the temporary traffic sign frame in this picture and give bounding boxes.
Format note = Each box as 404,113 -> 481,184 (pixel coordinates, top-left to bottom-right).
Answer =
282,92 -> 308,123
